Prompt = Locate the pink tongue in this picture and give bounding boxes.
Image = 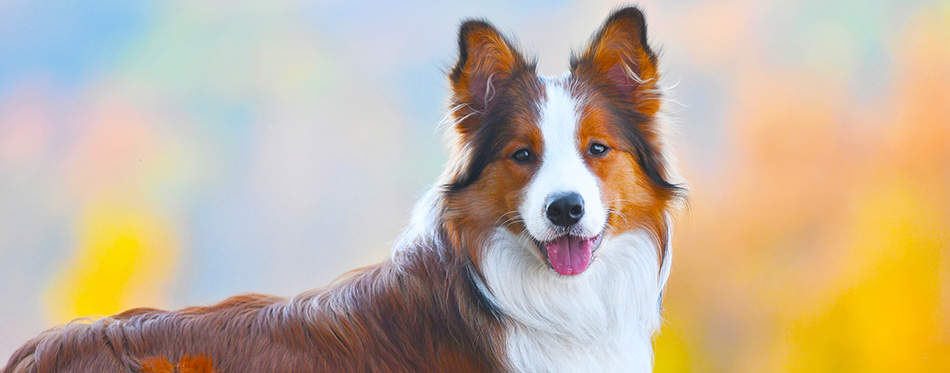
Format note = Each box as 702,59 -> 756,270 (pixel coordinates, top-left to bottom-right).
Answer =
545,236 -> 593,275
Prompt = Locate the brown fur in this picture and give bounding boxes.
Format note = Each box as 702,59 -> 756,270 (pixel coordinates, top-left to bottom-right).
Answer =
570,7 -> 683,264
141,355 -> 215,373
2,244 -> 505,372
447,8 -> 681,268
444,19 -> 546,262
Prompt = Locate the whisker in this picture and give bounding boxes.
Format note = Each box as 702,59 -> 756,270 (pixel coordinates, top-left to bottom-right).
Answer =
607,208 -> 630,226
494,210 -> 522,227
499,217 -> 524,231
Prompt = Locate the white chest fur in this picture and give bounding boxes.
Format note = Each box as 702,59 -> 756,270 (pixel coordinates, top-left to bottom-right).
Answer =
480,229 -> 666,372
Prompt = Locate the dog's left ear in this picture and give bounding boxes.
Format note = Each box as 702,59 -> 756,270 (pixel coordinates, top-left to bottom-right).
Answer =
450,20 -> 529,114
572,7 -> 660,115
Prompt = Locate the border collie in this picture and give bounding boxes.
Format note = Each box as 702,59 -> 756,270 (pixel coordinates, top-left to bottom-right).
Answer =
4,6 -> 684,372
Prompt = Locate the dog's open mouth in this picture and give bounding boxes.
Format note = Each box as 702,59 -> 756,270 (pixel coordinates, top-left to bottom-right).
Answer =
536,233 -> 604,276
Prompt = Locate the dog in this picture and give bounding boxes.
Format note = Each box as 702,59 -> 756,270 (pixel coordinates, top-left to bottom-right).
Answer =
3,6 -> 684,372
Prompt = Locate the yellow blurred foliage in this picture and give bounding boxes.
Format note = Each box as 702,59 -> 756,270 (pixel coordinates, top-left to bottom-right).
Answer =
655,312 -> 709,372
44,200 -> 177,324
776,181 -> 950,372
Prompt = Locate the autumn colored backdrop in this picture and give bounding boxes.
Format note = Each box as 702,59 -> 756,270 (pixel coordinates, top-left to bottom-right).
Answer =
1,1 -> 948,371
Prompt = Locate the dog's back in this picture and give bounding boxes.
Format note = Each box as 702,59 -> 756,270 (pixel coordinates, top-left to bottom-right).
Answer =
3,255 -> 505,372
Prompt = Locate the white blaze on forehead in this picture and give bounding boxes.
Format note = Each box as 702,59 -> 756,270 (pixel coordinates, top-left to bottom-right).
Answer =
520,77 -> 607,242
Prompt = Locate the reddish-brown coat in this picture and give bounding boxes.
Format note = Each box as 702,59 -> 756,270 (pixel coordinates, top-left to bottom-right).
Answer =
447,9 -> 679,269
2,246 -> 505,372
570,8 -> 681,263
141,355 -> 215,373
445,19 -> 545,262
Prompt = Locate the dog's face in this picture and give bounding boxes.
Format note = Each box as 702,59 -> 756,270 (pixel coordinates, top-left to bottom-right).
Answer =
443,9 -> 680,276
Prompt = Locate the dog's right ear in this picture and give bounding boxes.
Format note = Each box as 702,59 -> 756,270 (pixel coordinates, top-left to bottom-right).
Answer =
450,20 -> 528,114
572,7 -> 661,116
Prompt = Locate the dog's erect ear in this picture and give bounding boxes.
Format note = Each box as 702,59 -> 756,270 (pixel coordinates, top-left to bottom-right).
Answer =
572,7 -> 660,115
450,20 -> 528,112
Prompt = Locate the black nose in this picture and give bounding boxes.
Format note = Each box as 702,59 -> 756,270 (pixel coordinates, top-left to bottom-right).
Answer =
546,192 -> 585,227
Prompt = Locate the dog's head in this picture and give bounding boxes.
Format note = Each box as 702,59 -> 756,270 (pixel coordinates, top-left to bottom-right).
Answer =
441,7 -> 682,276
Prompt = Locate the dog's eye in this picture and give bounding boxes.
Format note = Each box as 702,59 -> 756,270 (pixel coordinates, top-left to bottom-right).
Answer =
511,148 -> 533,163
589,143 -> 609,156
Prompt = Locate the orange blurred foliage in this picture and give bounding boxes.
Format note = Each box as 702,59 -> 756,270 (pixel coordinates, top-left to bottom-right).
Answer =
656,3 -> 950,371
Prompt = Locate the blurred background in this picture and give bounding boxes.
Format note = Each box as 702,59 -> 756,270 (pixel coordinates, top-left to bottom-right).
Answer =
1,0 -> 948,371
